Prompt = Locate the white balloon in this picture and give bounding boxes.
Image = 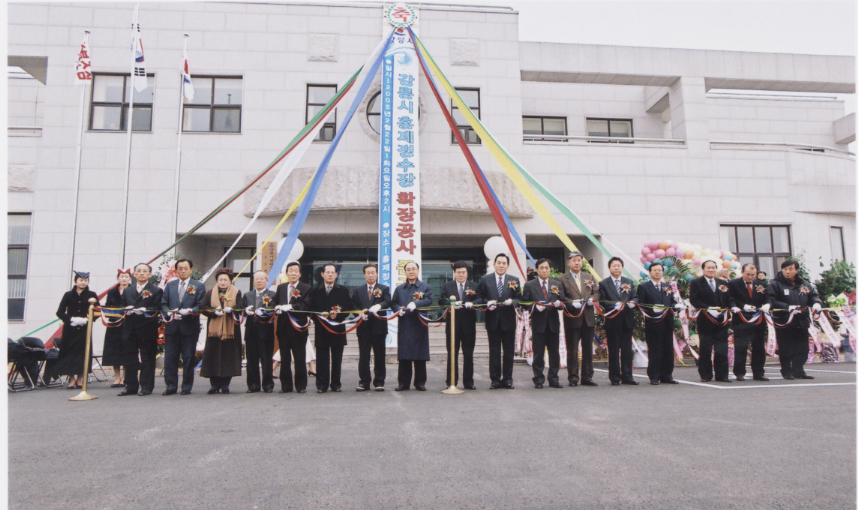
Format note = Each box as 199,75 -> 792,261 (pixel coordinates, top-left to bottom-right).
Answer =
277,238 -> 304,262
484,236 -> 508,260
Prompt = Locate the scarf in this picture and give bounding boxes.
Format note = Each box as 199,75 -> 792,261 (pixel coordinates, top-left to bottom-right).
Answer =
209,285 -> 237,340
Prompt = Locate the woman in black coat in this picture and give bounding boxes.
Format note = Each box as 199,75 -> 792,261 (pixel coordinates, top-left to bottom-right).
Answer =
102,269 -> 132,388
53,271 -> 99,389
200,268 -> 243,394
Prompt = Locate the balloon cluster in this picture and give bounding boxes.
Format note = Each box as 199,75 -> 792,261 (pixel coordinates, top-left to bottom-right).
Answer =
638,240 -> 739,279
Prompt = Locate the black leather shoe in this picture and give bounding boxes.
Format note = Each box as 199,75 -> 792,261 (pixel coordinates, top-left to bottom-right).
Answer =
207,388 -> 218,394
503,383 -> 515,389
753,376 -> 770,382
180,390 -> 191,395
621,380 -> 639,386
296,389 -> 306,393
316,389 -> 327,393
489,382 -> 502,390
548,383 -> 564,389
661,379 -> 679,384
581,380 -> 598,387
783,375 -> 795,380
246,389 -> 257,393
415,385 -> 426,391
394,385 -> 409,391
735,375 -> 746,381
162,389 -> 177,396
331,387 -> 342,392
221,388 -> 229,394
568,381 -> 578,387
534,383 -> 544,389
611,382 -> 620,386
650,380 -> 660,385
796,374 -> 815,380
138,390 -> 152,396
715,378 -> 732,383
356,385 -> 369,392
117,389 -> 135,396
374,386 -> 384,391
701,378 -> 712,382
263,388 -> 273,393
279,389 -> 293,393
464,384 -> 476,390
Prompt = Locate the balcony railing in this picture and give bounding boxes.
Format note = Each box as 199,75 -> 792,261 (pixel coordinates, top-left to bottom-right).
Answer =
710,140 -> 854,157
523,134 -> 686,147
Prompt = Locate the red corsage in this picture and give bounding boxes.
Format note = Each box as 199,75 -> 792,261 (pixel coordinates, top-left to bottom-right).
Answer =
412,291 -> 424,300
291,289 -> 301,299
718,285 -> 728,293
465,289 -> 476,297
262,295 -> 271,306
507,280 -> 518,290
330,305 -> 341,313
550,286 -> 560,295
620,283 -> 631,293
141,290 -> 152,299
585,280 -> 595,289
755,285 -> 766,294
664,286 -> 672,293
372,288 -> 383,298
187,286 -> 196,295
800,286 -> 809,295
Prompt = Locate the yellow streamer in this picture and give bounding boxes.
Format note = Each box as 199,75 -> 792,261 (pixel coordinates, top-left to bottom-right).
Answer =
232,172 -> 317,283
415,37 -> 601,281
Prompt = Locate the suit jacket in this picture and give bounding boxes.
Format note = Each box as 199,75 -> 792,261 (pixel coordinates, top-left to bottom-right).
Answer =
689,276 -> 731,333
307,284 -> 354,348
727,277 -> 768,329
559,271 -> 600,328
243,288 -> 277,341
439,280 -> 479,336
161,278 -> 206,335
120,281 -> 164,340
521,278 -> 565,334
274,280 -> 311,338
352,283 -> 391,337
635,280 -> 675,326
598,276 -> 638,330
475,273 -> 521,332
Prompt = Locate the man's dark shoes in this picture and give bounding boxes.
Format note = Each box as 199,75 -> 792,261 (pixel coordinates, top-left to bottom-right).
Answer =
394,385 -> 409,391
503,382 -> 515,389
279,389 -> 292,393
715,378 -> 732,383
415,384 -> 426,391
753,376 -> 770,381
548,383 -> 563,389
374,386 -> 384,391
611,381 -> 620,386
221,388 -> 230,394
464,384 -> 476,390
568,381 -> 578,387
621,380 -> 639,385
783,374 -> 795,380
207,388 -> 218,394
796,374 -> 815,379
581,380 -> 598,387
296,389 -> 306,393
534,383 -> 544,389
263,388 -> 273,393
317,389 -> 327,393
489,382 -> 502,390
650,380 -> 660,385
735,375 -> 746,381
138,390 -> 152,396
331,387 -> 342,392
117,389 -> 135,396
356,385 -> 369,392
181,389 -> 191,395
162,389 -> 177,396
661,379 -> 679,384
701,378 -> 712,382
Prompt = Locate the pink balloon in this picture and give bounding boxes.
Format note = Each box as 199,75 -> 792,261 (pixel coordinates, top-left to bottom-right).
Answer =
665,247 -> 676,257
671,242 -> 679,250
692,258 -> 701,266
646,241 -> 660,250
646,253 -> 656,262
654,249 -> 666,258
640,256 -> 647,264
676,248 -> 685,259
641,247 -> 651,256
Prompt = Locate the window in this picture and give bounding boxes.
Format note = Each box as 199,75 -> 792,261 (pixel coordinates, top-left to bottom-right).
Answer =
831,227 -> 846,261
366,91 -> 421,135
306,84 -> 337,142
723,225 -> 791,278
451,88 -> 480,144
182,76 -> 242,133
224,248 -> 254,295
586,118 -> 633,142
8,214 -> 31,321
89,73 -> 154,131
523,116 -> 567,141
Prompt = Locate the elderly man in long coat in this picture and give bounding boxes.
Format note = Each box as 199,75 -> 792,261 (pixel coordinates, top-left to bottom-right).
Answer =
391,262 -> 433,391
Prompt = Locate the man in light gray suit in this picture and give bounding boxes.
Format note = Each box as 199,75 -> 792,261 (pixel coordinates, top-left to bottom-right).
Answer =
160,258 -> 206,395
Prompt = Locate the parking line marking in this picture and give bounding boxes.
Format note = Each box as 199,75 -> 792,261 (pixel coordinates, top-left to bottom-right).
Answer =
592,369 -> 856,390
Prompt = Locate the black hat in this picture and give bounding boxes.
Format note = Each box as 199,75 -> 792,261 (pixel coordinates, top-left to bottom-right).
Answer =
73,271 -> 90,280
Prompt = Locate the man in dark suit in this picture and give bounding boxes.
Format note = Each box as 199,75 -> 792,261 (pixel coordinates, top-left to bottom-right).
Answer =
159,258 -> 205,396
558,251 -> 600,387
475,253 -> 520,389
306,264 -> 354,393
118,263 -> 164,396
243,270 -> 277,393
727,263 -> 770,381
274,261 -> 311,393
689,259 -> 733,382
521,258 -> 566,389
598,257 -> 639,386
439,261 -> 479,390
352,263 -> 390,391
636,262 -> 682,385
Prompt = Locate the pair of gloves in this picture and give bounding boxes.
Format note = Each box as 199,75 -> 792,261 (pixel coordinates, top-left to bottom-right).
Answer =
244,306 -> 267,317
69,317 -> 88,327
486,299 -> 514,311
449,297 -> 475,310
570,298 -> 594,309
535,301 -> 564,312
399,302 -> 418,316
213,306 -> 233,317
124,305 -> 146,316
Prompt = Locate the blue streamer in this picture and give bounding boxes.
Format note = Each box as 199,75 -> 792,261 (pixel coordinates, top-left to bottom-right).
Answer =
267,32 -> 394,287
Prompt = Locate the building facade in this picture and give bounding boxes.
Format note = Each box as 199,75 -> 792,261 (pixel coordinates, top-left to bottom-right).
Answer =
8,1 -> 855,340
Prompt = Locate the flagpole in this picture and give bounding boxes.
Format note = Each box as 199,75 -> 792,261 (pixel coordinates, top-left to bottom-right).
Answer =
70,30 -> 90,286
120,4 -> 139,269
172,34 -> 189,257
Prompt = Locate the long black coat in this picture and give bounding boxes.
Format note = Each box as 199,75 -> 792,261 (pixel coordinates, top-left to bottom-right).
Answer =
54,287 -> 99,376
391,280 -> 433,361
689,277 -> 731,333
200,289 -> 243,378
101,285 -> 127,366
243,289 -> 276,345
120,281 -> 163,340
352,283 -> 391,337
598,276 -> 638,330
307,284 -> 354,348
521,278 -> 565,333
475,273 -> 520,332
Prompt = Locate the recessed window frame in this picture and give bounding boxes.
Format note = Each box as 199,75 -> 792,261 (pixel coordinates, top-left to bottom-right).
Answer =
8,213 -> 32,322
223,247 -> 255,295
451,87 -> 480,145
723,224 -> 792,278
523,115 -> 568,141
306,84 -> 338,142
831,226 -> 846,261
586,117 -> 634,143
182,75 -> 243,133
89,73 -> 154,132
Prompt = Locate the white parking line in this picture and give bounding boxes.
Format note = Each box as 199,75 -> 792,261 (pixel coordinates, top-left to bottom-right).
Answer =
802,368 -> 857,374
592,368 -> 856,390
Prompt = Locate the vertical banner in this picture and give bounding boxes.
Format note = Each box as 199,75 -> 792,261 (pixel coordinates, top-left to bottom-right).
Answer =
74,32 -> 92,84
380,4 -> 419,347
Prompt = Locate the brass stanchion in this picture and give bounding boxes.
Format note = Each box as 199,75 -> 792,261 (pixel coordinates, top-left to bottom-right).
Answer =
69,297 -> 99,401
442,303 -> 464,395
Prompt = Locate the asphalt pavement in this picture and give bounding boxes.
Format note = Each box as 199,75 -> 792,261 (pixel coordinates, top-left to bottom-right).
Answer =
8,360 -> 856,509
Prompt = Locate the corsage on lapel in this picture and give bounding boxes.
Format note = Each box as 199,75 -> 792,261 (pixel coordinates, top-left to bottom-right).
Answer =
620,283 -> 631,294
141,290 -> 152,299
412,291 -> 425,300
465,289 -> 476,297
800,286 -> 809,295
507,280 -> 518,290
372,288 -> 383,298
550,285 -> 560,295
718,285 -> 728,293
755,285 -> 766,294
187,285 -> 196,295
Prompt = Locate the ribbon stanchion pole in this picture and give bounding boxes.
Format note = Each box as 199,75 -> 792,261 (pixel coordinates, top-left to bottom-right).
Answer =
70,298 -> 99,401
442,304 -> 463,395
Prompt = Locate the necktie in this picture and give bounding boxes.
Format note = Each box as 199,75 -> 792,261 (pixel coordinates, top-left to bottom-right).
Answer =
178,280 -> 186,301
288,285 -> 293,304
256,292 -> 263,308
747,282 -> 753,299
709,279 -> 715,292
614,279 -> 621,294
458,283 -> 464,301
575,273 -> 581,293
368,285 -> 373,300
326,285 -> 331,295
497,276 -> 504,297
542,281 -> 548,300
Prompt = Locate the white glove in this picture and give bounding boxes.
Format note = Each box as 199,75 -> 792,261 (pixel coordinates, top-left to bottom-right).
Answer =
179,308 -> 191,316
255,309 -> 265,317
488,305 -> 497,311
503,299 -> 513,306
553,301 -> 563,308
487,300 -> 497,307
125,305 -> 134,311
215,310 -> 224,317
223,306 -> 233,313
572,300 -> 583,309
368,304 -> 381,314
133,308 -> 145,315
788,305 -> 798,312
626,302 -> 636,309
675,304 -> 686,311
245,305 -> 253,313
812,303 -> 822,312
70,317 -> 87,327
407,302 -> 416,311
743,304 -> 756,312
536,304 -> 545,312
587,297 -> 593,306
399,309 -> 407,316
707,307 -> 720,317
731,307 -> 741,314
613,303 -> 622,311
464,302 -> 473,309
760,304 -> 771,313
653,305 -> 665,312
362,313 -> 369,320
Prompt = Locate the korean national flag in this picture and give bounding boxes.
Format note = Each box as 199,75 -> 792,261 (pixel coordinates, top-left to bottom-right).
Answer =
131,4 -> 147,92
182,50 -> 194,101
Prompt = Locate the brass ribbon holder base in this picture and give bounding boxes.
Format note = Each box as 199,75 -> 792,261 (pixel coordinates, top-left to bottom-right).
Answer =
441,304 -> 464,395
69,297 -> 99,401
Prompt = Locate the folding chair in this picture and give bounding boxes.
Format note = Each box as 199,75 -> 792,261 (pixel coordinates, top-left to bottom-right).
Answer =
89,355 -> 109,383
8,338 -> 46,392
20,337 -> 63,389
